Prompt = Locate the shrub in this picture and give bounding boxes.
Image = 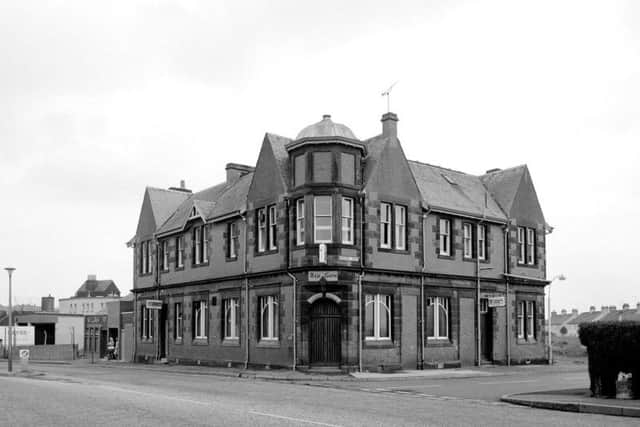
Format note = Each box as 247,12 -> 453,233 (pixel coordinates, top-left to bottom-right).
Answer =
560,326 -> 567,336
578,321 -> 640,398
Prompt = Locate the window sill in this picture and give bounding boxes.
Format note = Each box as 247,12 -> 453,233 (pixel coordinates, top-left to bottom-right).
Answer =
160,268 -> 170,274
426,338 -> 453,347
192,338 -> 209,345
174,338 -> 183,345
257,339 -> 280,348
255,249 -> 278,257
378,247 -> 410,254
516,262 -> 538,269
437,254 -> 454,260
225,256 -> 238,263
138,273 -> 153,277
140,338 -> 154,343
363,338 -> 394,349
222,338 -> 240,347
516,338 -> 538,345
192,261 -> 210,269
175,266 -> 185,271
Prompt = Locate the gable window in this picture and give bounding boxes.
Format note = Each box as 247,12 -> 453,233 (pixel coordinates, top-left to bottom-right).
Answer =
176,236 -> 184,268
223,298 -> 239,340
140,241 -> 152,274
268,205 -> 277,250
340,152 -> 355,185
365,294 -> 392,340
517,227 -> 526,263
161,240 -> 169,271
312,152 -> 332,182
426,296 -> 449,340
192,300 -> 208,339
341,197 -> 354,245
174,302 -> 183,340
463,223 -> 473,258
294,154 -> 306,187
193,225 -> 208,265
296,199 -> 305,246
259,295 -> 279,340
228,222 -> 239,259
380,202 -> 392,248
314,196 -> 332,243
526,228 -> 536,265
141,306 -> 153,339
439,219 -> 451,256
394,205 -> 406,250
477,224 -> 486,260
257,208 -> 266,252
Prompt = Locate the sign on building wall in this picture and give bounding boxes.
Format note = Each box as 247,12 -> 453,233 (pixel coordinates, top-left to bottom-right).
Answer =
145,300 -> 162,310
0,326 -> 35,346
308,271 -> 338,282
85,315 -> 108,329
488,296 -> 506,308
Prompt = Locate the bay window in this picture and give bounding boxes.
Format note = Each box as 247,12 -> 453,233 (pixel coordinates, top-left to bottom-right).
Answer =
296,199 -> 305,246
314,196 -> 332,243
341,197 -> 354,244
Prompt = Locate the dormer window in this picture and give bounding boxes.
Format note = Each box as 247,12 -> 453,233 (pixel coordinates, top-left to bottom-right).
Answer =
189,206 -> 198,218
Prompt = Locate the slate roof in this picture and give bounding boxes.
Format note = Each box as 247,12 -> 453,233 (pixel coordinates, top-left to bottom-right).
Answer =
265,133 -> 291,190
362,134 -> 390,186
568,311 -> 603,325
551,312 -> 575,326
156,172 -> 254,236
147,187 -> 191,228
480,165 -> 526,216
75,279 -> 120,298
295,115 -> 357,140
408,161 -> 507,222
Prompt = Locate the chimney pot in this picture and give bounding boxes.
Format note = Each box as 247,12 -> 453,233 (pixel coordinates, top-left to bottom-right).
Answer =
552,310 -> 557,316
322,114 -> 331,120
609,305 -> 616,311
381,112 -> 399,138
226,163 -> 255,184
601,305 -> 607,312
571,309 -> 578,314
623,303 -> 630,310
561,309 -> 567,315
180,180 -> 185,189
590,306 -> 596,313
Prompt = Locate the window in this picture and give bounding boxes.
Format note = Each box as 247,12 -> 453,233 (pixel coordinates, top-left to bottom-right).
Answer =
340,153 -> 355,185
365,294 -> 392,340
527,228 -> 536,265
268,205 -> 277,250
192,300 -> 208,339
426,296 -> 449,340
257,208 -> 266,252
463,223 -> 473,258
259,295 -> 279,340
313,152 -> 332,182
477,224 -> 486,260
394,205 -> 406,250
176,236 -> 184,268
161,240 -> 169,271
380,202 -> 392,248
140,240 -> 152,274
193,225 -> 208,265
296,199 -> 305,246
314,196 -> 332,243
294,154 -> 306,187
141,306 -> 153,339
517,300 -> 537,340
439,219 -> 451,256
517,227 -> 526,263
228,222 -> 239,259
223,298 -> 239,339
341,197 -> 354,244
174,302 -> 183,340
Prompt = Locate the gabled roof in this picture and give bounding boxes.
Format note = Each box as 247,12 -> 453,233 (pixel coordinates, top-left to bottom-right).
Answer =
568,311 -> 602,325
155,172 -> 254,236
265,133 -> 291,191
362,134 -> 390,186
75,279 -> 120,298
551,312 -> 575,326
480,165 -> 526,216
408,161 -> 507,222
147,187 -> 191,228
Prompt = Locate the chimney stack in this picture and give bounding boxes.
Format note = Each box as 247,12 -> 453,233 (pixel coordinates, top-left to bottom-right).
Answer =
589,306 -> 596,313
571,309 -> 578,315
88,274 -> 97,281
225,163 -> 255,184
609,305 -> 617,311
561,309 -> 567,315
169,180 -> 192,193
41,295 -> 55,312
552,310 -> 557,316
622,303 -> 630,310
381,112 -> 399,138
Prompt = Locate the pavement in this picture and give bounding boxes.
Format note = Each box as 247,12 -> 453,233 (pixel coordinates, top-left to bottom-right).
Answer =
502,388 -> 640,418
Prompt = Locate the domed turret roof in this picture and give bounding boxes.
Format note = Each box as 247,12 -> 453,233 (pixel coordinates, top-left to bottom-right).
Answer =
295,115 -> 357,140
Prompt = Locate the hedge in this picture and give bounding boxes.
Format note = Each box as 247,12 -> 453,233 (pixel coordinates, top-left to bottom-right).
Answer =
578,321 -> 640,398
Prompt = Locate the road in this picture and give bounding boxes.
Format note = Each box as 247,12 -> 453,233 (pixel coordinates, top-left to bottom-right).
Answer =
0,362 -> 635,426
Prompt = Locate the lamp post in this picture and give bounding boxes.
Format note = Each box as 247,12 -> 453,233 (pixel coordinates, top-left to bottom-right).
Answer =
547,274 -> 566,365
4,267 -> 15,373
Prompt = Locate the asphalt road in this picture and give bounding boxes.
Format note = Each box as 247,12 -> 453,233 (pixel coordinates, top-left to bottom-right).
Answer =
0,362 -> 635,426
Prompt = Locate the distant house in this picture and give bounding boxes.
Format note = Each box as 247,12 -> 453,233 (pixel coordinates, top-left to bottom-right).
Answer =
58,275 -> 121,315
555,304 -> 640,337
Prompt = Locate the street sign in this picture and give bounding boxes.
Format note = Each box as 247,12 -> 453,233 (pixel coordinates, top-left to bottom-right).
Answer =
146,299 -> 163,310
319,243 -> 327,264
488,296 -> 506,307
19,349 -> 29,359
308,271 -> 338,282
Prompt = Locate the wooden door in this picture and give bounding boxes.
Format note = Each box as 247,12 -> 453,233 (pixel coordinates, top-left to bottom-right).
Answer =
310,299 -> 341,365
480,299 -> 493,361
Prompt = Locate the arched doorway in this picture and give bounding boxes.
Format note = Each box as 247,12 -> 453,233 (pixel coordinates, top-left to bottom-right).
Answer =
309,298 -> 341,366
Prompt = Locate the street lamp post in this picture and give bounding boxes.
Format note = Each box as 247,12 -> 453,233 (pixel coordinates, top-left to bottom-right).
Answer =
4,267 -> 15,373
547,274 -> 566,365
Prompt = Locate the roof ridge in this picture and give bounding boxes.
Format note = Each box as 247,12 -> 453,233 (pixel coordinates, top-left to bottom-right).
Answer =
408,159 -> 472,176
481,164 -> 527,176
147,186 -> 191,195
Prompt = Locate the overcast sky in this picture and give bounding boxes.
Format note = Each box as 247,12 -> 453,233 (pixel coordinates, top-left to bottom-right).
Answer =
1,0 -> 638,312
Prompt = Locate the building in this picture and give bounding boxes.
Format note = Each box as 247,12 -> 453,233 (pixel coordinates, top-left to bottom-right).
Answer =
59,275 -> 121,315
130,113 -> 550,370
556,303 -> 640,337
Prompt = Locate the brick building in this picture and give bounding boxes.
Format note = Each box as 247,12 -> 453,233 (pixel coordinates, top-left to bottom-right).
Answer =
130,113 -> 550,370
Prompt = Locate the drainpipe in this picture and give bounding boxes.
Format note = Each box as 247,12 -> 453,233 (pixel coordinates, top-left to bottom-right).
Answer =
420,208 -> 431,370
242,212 -> 249,369
504,224 -> 511,366
476,238 -> 481,367
358,192 -> 366,372
155,236 -> 161,361
285,198 -> 297,371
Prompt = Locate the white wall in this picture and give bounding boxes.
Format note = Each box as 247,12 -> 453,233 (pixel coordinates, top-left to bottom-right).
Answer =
55,316 -> 86,352
59,297 -> 120,315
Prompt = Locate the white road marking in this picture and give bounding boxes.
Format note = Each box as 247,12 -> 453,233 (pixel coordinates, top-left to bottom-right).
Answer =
249,410 -> 343,427
477,380 -> 537,385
